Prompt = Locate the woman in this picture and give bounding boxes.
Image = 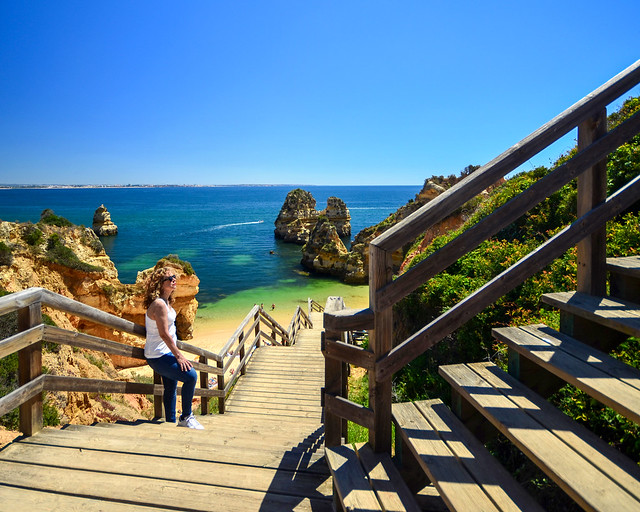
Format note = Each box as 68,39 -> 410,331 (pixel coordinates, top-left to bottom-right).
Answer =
144,267 -> 203,429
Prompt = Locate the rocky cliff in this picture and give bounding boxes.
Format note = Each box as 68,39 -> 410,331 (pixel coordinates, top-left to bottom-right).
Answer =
274,188 -> 351,244
0,212 -> 200,426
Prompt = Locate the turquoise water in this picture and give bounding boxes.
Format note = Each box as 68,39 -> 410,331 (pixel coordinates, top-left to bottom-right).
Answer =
0,185 -> 417,311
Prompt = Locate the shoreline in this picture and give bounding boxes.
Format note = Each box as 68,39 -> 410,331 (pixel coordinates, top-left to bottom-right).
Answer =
189,285 -> 370,354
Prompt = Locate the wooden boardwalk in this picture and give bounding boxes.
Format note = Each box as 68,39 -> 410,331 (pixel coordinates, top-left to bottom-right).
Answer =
0,312 -> 332,511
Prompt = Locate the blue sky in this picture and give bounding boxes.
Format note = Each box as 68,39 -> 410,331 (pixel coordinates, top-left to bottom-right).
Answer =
1,1 -> 639,186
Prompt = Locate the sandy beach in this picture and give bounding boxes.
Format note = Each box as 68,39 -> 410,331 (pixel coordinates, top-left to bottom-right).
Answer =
189,288 -> 370,355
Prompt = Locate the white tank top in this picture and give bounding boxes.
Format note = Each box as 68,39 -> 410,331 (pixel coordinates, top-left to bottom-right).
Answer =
144,302 -> 177,359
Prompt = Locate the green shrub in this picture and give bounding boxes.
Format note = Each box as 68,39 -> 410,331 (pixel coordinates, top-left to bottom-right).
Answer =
162,254 -> 195,276
22,224 -> 44,247
39,211 -> 73,227
46,234 -> 103,273
0,241 -> 12,266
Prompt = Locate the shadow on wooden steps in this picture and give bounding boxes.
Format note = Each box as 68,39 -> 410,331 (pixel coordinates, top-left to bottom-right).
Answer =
0,413 -> 333,511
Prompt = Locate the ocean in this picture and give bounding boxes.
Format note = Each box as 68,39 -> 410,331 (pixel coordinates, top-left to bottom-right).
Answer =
0,185 -> 419,320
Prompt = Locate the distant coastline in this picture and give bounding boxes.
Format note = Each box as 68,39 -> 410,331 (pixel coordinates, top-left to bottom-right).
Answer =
0,184 -> 305,190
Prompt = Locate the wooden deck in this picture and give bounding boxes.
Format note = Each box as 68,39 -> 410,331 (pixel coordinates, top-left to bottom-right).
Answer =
0,311 -> 332,511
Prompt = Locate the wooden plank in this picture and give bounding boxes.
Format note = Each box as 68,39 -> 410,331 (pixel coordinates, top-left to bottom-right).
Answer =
470,362 -> 640,502
62,422 -> 325,452
325,444 -> 383,511
0,287 -> 43,316
323,338 -> 375,370
439,362 -> 640,511
494,325 -> 640,423
369,244 -> 394,453
0,460 -> 332,512
324,394 -> 374,430
372,59 -> 640,253
42,324 -> 145,360
0,486 -> 178,512
415,400 -> 544,512
324,307 -> 374,331
0,442 -> 332,498
0,324 -> 44,359
39,288 -> 145,337
392,401 -> 501,511
0,374 -> 45,417
377,174 -> 640,382
607,256 -> 640,277
25,427 -> 328,471
18,303 -> 43,436
519,324 -> 640,392
42,374 -> 223,398
355,442 -> 422,512
541,292 -> 640,337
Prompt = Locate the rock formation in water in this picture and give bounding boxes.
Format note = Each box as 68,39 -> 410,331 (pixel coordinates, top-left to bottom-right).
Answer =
274,189 -> 319,244
92,204 -> 118,236
301,217 -> 349,277
274,189 -> 351,244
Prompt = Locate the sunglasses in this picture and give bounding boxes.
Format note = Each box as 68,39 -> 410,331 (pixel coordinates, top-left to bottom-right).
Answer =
163,275 -> 177,282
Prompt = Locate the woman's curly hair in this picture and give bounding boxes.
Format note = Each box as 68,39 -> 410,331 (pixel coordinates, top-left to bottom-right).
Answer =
144,266 -> 176,308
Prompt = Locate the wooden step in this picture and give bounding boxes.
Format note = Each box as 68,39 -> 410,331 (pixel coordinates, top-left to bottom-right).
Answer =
392,399 -> 543,512
608,256 -> 640,279
608,256 -> 640,302
541,291 -> 640,337
326,442 -> 421,512
439,362 -> 640,512
493,323 -> 640,424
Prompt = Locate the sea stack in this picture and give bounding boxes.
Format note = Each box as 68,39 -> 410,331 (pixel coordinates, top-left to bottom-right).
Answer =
274,189 -> 351,245
92,204 -> 118,236
274,189 -> 320,244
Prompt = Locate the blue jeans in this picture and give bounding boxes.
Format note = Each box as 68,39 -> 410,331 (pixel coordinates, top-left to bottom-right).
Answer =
146,353 -> 198,422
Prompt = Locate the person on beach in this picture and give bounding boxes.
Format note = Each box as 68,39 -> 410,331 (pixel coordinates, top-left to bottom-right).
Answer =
144,267 -> 204,429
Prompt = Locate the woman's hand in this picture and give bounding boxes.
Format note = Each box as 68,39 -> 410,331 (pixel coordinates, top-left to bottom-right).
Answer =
176,352 -> 193,372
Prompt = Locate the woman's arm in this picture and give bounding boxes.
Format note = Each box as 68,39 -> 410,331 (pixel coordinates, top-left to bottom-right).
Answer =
148,299 -> 193,371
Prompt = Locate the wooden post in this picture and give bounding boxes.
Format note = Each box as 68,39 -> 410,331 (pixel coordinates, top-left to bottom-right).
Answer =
576,109 -> 608,296
369,245 -> 393,453
239,331 -> 246,376
153,371 -> 163,419
217,359 -> 225,414
255,309 -> 261,348
323,329 -> 343,447
18,302 -> 43,436
199,355 -> 208,415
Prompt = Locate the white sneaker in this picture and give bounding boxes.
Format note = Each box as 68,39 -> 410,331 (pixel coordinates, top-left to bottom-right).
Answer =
177,413 -> 204,430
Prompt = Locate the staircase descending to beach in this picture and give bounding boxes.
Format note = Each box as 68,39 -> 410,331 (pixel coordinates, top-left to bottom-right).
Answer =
0,308 -> 333,511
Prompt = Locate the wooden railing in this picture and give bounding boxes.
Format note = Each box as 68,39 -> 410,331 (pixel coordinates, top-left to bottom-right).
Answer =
323,59 -> 640,452
0,288 -> 312,435
309,298 -> 325,315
